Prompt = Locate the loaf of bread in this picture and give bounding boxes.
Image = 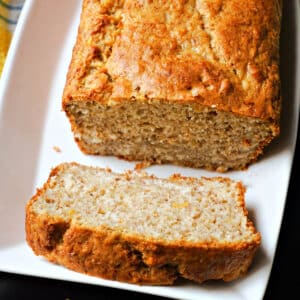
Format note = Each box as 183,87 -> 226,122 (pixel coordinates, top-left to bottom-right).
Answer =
62,0 -> 282,171
26,163 -> 260,285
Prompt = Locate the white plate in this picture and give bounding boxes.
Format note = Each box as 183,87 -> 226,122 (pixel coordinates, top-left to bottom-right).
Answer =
0,1 -> 299,299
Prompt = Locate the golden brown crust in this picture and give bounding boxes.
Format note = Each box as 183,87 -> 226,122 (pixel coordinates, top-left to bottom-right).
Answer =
63,0 -> 281,121
26,211 -> 259,284
26,163 -> 260,285
26,213 -> 259,284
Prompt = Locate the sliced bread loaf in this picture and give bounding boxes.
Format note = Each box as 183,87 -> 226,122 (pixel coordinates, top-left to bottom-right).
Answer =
63,0 -> 281,171
26,163 -> 260,285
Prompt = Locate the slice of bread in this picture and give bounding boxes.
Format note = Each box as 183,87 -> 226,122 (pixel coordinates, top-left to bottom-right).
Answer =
26,163 -> 260,285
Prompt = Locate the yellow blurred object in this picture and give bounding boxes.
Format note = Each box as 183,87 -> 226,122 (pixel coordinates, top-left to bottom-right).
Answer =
0,23 -> 11,76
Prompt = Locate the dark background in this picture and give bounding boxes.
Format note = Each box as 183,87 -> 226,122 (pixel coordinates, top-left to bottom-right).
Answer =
0,1 -> 299,300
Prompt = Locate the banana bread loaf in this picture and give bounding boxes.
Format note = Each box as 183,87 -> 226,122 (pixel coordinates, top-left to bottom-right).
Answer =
26,163 -> 260,285
62,0 -> 282,171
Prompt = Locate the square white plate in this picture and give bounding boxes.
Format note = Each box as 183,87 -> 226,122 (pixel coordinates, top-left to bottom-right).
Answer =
0,1 -> 299,299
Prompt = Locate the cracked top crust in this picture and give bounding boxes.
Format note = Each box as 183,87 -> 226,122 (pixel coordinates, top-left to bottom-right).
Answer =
63,0 -> 282,120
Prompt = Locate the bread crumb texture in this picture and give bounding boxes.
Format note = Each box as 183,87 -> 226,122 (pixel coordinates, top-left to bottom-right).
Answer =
53,146 -> 62,153
26,163 -> 261,284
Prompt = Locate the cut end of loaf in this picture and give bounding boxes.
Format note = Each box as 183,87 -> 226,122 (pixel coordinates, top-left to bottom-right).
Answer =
64,99 -> 278,171
26,163 -> 260,285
